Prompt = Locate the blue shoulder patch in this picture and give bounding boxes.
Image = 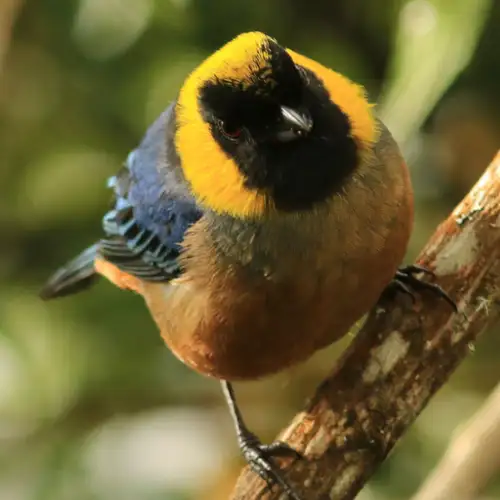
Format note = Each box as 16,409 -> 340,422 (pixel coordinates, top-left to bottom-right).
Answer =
99,106 -> 203,281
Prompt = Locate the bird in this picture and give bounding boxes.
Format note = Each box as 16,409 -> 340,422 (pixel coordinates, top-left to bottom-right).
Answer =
40,32 -> 456,499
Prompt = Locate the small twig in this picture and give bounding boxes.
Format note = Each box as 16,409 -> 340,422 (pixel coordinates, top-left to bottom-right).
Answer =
0,0 -> 23,76
412,381 -> 500,500
231,152 -> 500,499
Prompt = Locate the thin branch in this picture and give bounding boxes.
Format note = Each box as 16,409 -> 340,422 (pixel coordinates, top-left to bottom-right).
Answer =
231,152 -> 500,499
412,381 -> 500,500
0,0 -> 22,76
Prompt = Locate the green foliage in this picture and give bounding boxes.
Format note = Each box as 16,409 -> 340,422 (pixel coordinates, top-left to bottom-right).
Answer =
1,1 -> 499,499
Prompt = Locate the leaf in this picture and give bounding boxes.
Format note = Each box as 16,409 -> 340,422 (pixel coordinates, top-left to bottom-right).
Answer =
379,0 -> 491,145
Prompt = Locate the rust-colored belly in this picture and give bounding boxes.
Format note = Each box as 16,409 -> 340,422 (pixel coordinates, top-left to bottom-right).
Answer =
140,169 -> 413,379
141,234 -> 407,381
96,129 -> 414,381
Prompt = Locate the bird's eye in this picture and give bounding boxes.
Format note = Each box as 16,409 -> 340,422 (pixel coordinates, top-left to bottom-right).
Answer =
217,120 -> 243,141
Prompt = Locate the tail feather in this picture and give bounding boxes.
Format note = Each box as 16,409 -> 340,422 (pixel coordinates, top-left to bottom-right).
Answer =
40,243 -> 100,300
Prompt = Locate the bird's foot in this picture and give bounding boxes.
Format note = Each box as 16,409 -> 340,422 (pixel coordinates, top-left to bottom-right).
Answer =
389,264 -> 457,312
238,429 -> 303,500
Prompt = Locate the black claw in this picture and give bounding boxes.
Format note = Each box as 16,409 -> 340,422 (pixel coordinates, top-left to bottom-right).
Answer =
222,381 -> 303,499
238,431 -> 303,500
390,264 -> 457,312
261,441 -> 303,461
389,280 -> 416,303
399,264 -> 435,277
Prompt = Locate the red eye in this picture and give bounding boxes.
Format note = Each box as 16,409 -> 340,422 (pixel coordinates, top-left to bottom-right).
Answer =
218,120 -> 242,141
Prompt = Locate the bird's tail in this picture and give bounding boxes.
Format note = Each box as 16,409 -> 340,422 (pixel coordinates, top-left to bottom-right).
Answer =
40,243 -> 100,300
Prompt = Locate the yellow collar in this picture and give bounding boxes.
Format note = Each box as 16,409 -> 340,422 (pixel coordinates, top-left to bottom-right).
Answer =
175,33 -> 377,218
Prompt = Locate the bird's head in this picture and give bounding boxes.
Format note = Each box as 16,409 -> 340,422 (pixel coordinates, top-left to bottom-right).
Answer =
175,32 -> 377,217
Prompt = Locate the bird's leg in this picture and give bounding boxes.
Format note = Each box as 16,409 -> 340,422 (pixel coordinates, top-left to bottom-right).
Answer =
388,264 -> 457,311
220,381 -> 303,500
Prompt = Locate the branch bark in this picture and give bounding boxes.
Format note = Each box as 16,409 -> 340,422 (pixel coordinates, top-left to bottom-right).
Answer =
412,381 -> 500,500
231,151 -> 500,499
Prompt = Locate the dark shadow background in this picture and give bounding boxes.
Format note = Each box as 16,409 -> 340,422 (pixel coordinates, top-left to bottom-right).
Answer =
0,1 -> 499,499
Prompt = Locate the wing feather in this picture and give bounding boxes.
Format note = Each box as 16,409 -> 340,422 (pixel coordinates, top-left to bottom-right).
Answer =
98,106 -> 203,282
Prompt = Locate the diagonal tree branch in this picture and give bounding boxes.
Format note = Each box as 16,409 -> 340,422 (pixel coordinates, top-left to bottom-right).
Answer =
231,152 -> 500,499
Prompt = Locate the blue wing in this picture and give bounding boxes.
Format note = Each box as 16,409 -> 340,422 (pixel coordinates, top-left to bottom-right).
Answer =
99,105 -> 203,281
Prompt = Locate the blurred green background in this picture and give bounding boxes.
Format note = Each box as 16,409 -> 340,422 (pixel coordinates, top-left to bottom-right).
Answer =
1,1 -> 499,499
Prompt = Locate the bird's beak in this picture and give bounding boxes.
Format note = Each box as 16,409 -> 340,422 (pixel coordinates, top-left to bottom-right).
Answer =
275,106 -> 313,142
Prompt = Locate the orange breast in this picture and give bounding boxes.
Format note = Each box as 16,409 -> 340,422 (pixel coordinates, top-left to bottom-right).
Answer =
140,234 -> 405,381
94,126 -> 414,381
139,170 -> 413,381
